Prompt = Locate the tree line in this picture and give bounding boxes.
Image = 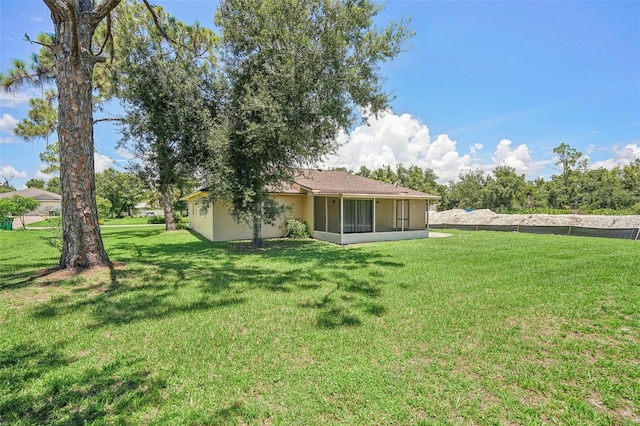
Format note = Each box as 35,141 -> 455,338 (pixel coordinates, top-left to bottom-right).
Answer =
345,143 -> 640,214
24,140 -> 639,217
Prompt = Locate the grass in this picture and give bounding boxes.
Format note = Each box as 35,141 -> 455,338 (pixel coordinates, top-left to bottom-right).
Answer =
27,216 -> 158,227
0,228 -> 638,425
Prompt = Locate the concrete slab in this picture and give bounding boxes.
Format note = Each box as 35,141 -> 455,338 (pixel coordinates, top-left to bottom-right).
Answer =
428,231 -> 452,238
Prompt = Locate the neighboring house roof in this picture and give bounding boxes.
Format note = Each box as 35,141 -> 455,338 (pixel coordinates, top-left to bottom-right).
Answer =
182,169 -> 440,201
0,188 -> 61,201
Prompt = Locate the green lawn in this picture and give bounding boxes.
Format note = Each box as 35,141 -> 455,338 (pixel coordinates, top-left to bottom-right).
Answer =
27,216 -> 158,227
0,228 -> 638,425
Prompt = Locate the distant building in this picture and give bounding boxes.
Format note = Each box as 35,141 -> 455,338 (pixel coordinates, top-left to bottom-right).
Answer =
0,188 -> 62,216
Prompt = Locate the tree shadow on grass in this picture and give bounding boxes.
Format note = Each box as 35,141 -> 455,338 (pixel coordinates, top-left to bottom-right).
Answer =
0,264 -> 61,291
18,231 -> 405,330
0,342 -> 165,425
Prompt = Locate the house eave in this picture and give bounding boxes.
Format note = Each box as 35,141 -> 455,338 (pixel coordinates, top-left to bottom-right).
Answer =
180,190 -> 210,202
309,191 -> 440,200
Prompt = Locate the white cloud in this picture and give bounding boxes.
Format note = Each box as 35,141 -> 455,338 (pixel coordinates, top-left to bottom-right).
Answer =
590,144 -> 640,169
0,113 -> 19,134
115,147 -> 135,160
491,139 -> 534,175
34,169 -> 53,181
94,153 -> 115,173
0,90 -> 32,107
323,110 -> 640,183
1,165 -> 28,179
323,111 -> 475,182
0,136 -> 15,144
470,143 -> 483,155
423,134 -> 474,182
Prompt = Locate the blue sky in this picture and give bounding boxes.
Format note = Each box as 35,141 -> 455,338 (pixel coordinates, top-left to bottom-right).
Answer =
1,0 -> 639,188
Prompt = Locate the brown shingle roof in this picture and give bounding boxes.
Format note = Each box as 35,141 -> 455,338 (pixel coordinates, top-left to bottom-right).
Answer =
184,169 -> 440,200
0,188 -> 61,201
293,169 -> 439,199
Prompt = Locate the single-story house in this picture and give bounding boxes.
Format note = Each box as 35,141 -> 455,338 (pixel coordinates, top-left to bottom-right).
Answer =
0,188 -> 62,216
182,169 -> 441,245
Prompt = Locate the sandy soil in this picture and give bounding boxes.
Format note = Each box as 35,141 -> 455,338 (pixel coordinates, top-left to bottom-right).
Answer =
430,209 -> 640,229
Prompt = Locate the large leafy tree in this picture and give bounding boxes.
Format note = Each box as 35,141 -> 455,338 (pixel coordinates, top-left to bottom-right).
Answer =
622,159 -> 640,204
370,165 -> 398,184
0,184 -> 17,194
484,166 -> 527,211
215,0 -> 413,246
95,168 -> 145,218
46,177 -> 61,194
445,169 -> 491,210
548,142 -> 588,209
25,179 -> 46,189
115,6 -> 219,231
365,164 -> 446,201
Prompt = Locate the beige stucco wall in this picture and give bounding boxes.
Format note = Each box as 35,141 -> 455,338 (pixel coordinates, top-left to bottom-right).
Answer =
301,193 -> 314,236
409,200 -> 426,230
28,200 -> 61,216
188,198 -> 214,241
188,195 -> 306,242
262,194 -> 305,239
210,201 -> 253,241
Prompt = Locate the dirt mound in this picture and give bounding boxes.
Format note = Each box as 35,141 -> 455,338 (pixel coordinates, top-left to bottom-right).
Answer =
430,209 -> 640,229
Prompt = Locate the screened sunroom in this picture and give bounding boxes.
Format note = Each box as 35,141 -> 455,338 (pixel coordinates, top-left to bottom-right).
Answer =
310,195 -> 434,245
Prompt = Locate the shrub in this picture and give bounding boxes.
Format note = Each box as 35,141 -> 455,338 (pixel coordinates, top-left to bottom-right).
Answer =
147,215 -> 186,225
285,218 -> 309,239
147,215 -> 165,224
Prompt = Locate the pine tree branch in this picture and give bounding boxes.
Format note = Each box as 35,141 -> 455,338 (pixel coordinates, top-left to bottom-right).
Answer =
91,0 -> 123,24
23,34 -> 53,48
94,117 -> 125,124
141,0 -> 208,58
95,12 -> 113,57
141,0 -> 184,48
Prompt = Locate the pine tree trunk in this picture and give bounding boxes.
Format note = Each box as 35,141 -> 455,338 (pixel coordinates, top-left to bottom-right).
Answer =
162,189 -> 177,231
49,1 -> 114,269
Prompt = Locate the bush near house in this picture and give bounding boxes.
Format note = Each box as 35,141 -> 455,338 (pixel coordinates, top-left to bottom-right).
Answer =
284,218 -> 309,239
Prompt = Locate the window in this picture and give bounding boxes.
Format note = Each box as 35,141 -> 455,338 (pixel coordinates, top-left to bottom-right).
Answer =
344,199 -> 372,233
198,202 -> 208,217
